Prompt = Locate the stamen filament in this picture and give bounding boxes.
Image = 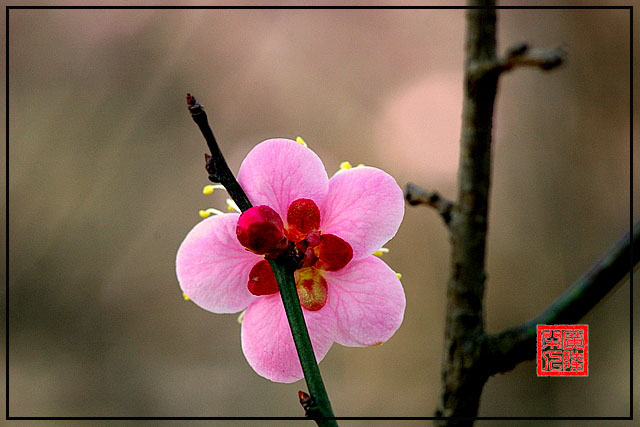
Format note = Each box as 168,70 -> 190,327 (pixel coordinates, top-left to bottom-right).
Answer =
237,310 -> 246,324
202,184 -> 226,195
373,248 -> 390,257
226,198 -> 241,213
199,208 -> 225,218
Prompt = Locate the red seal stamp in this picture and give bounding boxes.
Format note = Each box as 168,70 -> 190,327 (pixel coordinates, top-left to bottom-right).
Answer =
537,324 -> 588,377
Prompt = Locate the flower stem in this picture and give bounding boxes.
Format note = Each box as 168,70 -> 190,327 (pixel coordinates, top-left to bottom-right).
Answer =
186,94 -> 337,424
270,261 -> 337,425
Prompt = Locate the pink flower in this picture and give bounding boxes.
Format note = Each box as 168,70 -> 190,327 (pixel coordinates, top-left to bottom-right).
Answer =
176,139 -> 406,383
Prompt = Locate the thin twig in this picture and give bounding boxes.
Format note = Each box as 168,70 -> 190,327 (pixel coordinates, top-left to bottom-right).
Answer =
405,183 -> 456,226
186,94 -> 337,426
469,43 -> 566,82
485,223 -> 639,375
187,93 -> 252,212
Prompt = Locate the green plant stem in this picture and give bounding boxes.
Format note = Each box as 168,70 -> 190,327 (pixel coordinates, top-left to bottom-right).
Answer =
187,94 -> 337,424
270,261 -> 337,425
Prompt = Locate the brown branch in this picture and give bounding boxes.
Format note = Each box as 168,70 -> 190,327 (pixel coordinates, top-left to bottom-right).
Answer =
186,93 -> 252,212
432,3 -> 610,425
405,183 -> 457,226
485,223 -> 639,376
435,2 -> 498,424
469,42 -> 566,81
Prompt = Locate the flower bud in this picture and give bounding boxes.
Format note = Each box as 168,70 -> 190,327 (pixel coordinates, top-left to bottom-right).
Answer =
236,205 -> 286,255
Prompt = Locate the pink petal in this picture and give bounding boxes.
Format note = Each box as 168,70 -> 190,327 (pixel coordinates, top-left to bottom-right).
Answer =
320,166 -> 405,259
325,256 -> 405,347
176,214 -> 262,313
241,294 -> 336,383
237,139 -> 329,221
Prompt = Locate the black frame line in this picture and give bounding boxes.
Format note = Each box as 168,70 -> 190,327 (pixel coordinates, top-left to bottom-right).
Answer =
4,4 -> 634,422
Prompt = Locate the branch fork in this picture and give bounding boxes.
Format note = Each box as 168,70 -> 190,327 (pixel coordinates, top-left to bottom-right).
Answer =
405,2 -> 628,425
469,42 -> 566,84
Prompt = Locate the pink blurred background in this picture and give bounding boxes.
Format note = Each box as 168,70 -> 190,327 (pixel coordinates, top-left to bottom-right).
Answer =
5,2 -> 638,426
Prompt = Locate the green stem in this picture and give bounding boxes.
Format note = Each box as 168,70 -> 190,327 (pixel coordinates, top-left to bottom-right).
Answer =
270,261 -> 338,426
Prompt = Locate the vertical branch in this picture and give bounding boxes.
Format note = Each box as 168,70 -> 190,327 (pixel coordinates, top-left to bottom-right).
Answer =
436,1 -> 497,424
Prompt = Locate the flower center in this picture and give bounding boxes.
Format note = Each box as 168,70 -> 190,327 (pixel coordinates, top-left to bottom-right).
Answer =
237,199 -> 353,310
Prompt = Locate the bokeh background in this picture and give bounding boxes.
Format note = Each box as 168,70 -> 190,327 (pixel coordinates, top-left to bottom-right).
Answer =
5,1 -> 638,426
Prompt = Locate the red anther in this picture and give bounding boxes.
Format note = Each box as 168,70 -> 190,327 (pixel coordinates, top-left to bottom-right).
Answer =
286,198 -> 321,242
305,231 -> 322,248
295,239 -> 309,254
247,260 -> 279,296
314,234 -> 353,271
300,246 -> 319,269
236,205 -> 286,255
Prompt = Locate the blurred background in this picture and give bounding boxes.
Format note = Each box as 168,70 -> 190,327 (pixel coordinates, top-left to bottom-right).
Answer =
5,1 -> 638,426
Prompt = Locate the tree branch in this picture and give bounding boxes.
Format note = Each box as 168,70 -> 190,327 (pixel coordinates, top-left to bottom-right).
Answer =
469,42 -> 565,81
405,183 -> 456,227
433,3 -> 574,424
435,1 -> 498,424
486,223 -> 639,375
186,94 -> 337,426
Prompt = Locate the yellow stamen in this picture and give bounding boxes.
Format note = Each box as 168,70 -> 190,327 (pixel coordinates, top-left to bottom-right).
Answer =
373,248 -> 390,257
237,310 -> 246,324
340,161 -> 352,170
356,163 -> 365,167
226,198 -> 241,213
202,184 -> 225,195
199,208 -> 225,218
396,273 -> 402,279
296,136 -> 307,147
182,292 -> 190,301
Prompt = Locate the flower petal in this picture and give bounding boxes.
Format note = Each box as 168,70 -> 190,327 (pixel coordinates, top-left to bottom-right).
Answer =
237,139 -> 329,221
241,294 -> 336,383
320,166 -> 404,259
176,214 -> 262,313
325,256 -> 405,347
